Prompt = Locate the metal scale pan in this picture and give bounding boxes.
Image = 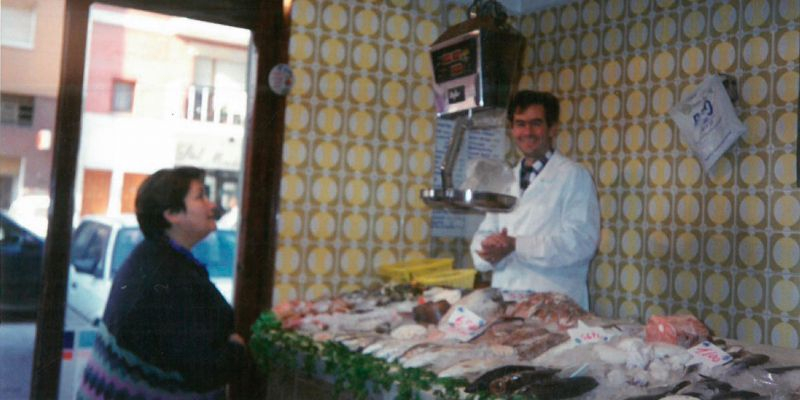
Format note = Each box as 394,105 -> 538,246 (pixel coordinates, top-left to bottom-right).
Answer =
419,0 -> 524,214
421,188 -> 516,213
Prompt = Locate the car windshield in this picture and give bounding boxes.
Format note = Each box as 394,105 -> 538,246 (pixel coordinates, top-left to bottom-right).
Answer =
193,230 -> 236,278
111,228 -> 144,277
110,227 -> 235,279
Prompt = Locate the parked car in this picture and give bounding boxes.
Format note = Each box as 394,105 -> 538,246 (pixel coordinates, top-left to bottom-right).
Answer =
0,211 -> 45,319
67,214 -> 236,325
8,194 -> 51,238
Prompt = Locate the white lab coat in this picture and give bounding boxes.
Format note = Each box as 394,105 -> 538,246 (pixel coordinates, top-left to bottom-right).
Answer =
470,152 -> 600,309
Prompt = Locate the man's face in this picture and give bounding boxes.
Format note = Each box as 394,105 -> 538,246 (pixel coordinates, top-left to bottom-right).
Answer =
511,104 -> 557,161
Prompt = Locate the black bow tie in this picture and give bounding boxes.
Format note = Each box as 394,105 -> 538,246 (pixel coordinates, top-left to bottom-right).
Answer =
521,165 -> 534,190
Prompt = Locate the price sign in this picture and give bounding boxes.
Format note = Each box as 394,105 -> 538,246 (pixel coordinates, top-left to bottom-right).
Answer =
688,341 -> 732,370
443,306 -> 486,342
568,321 -> 618,345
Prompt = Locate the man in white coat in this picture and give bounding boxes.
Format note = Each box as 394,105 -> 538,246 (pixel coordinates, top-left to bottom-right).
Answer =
470,90 -> 600,310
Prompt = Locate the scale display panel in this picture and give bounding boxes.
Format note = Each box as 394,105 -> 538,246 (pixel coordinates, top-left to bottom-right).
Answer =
431,37 -> 477,84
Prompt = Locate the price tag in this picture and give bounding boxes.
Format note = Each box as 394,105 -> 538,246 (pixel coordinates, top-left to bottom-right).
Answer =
568,321 -> 618,345
688,341 -> 732,370
443,306 -> 486,341
501,290 -> 534,303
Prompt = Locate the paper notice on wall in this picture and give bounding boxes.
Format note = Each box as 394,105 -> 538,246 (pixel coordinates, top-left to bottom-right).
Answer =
668,74 -> 746,171
466,124 -> 508,160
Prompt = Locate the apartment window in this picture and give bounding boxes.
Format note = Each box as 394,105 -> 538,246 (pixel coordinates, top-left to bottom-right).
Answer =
189,57 -> 246,124
112,80 -> 135,112
1,93 -> 34,126
1,6 -> 36,49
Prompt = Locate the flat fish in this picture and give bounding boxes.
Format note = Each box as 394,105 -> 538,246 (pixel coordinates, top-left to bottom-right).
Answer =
371,339 -> 428,362
465,365 -> 556,394
764,365 -> 800,374
489,369 -> 567,395
729,352 -> 770,369
623,381 -> 690,400
401,344 -> 509,373
333,333 -> 382,352
709,391 -> 765,400
437,357 -> 524,380
472,318 -> 569,360
512,376 -> 599,399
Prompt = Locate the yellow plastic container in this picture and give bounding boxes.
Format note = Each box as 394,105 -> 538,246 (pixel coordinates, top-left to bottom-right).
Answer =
377,258 -> 454,283
414,269 -> 477,289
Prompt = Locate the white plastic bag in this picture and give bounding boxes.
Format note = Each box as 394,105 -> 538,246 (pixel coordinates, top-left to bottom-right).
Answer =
669,74 -> 746,171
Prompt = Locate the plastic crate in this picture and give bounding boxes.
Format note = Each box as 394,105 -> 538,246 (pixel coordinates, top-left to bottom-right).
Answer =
377,258 -> 454,283
414,269 -> 477,289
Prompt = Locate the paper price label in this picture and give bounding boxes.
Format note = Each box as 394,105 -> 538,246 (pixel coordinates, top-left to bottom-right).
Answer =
568,321 -> 618,345
444,306 -> 486,341
688,341 -> 732,369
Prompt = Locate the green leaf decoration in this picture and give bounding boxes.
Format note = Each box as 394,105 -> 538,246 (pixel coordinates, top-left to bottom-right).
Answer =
250,311 -> 513,400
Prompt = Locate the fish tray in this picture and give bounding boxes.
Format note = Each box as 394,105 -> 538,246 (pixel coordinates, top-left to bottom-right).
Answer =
414,269 -> 477,289
377,258 -> 454,283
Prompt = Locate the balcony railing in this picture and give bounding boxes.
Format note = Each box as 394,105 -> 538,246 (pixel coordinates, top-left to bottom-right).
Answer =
186,85 -> 246,125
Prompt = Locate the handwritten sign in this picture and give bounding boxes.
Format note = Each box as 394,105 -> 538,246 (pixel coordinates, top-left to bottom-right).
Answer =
568,321 -> 618,345
443,306 -> 486,342
688,341 -> 732,370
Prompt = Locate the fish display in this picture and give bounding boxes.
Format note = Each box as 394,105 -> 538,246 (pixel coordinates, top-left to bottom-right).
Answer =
270,286 -> 800,399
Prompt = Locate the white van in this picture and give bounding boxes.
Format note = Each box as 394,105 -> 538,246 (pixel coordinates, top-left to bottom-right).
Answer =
66,214 -> 235,325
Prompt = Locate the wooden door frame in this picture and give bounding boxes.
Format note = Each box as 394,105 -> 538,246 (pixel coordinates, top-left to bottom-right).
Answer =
31,0 -> 289,398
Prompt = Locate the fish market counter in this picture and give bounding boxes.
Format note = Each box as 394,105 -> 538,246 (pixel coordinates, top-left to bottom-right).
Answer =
250,286 -> 800,399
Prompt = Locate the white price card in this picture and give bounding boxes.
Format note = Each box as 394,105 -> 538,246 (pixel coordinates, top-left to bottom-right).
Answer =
443,306 -> 486,342
688,341 -> 732,370
568,321 -> 619,345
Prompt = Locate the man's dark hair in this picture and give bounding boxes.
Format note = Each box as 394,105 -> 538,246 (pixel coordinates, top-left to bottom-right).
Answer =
135,166 -> 206,239
506,90 -> 560,127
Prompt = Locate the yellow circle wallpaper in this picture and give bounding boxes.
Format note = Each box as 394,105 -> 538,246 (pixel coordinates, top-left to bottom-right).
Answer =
277,0 -> 800,348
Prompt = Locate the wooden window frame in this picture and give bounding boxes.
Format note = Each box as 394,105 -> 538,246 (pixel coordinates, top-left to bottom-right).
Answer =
31,1 -> 291,398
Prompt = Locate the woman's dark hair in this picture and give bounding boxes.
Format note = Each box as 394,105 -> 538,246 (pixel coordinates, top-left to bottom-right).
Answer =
135,166 -> 206,239
506,90 -> 560,127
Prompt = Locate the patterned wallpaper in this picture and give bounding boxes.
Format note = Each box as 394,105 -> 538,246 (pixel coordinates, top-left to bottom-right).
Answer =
275,0 -> 799,348
275,0 -> 443,303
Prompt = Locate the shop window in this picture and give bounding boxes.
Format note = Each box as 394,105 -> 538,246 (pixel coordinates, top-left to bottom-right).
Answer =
1,5 -> 36,49
112,80 -> 135,112
0,93 -> 34,126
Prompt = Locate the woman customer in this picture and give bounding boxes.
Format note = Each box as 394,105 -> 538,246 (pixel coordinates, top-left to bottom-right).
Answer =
78,166 -> 247,399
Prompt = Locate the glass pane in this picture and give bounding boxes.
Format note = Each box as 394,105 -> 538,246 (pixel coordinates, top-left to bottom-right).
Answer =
110,227 -> 143,277
58,3 -> 251,397
111,80 -> 134,112
0,0 -> 60,398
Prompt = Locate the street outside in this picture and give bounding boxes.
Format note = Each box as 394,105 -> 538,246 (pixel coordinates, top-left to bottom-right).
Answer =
0,308 -> 91,400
